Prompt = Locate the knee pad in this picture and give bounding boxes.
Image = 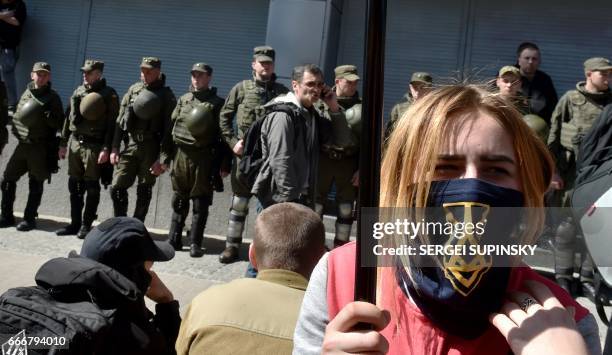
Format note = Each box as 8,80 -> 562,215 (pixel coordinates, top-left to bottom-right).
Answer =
110,186 -> 128,202
136,184 -> 153,200
230,195 -> 249,216
85,180 -> 101,197
555,219 -> 576,245
28,178 -> 44,195
68,177 -> 86,195
1,180 -> 16,193
172,194 -> 189,215
337,202 -> 354,224
193,196 -> 212,214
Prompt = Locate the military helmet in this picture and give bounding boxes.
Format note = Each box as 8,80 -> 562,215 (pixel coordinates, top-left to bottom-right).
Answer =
523,114 -> 549,142
132,89 -> 161,120
17,97 -> 44,127
79,92 -> 106,121
345,103 -> 362,135
185,103 -> 216,143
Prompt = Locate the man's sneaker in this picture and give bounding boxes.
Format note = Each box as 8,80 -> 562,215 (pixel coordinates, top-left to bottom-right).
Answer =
219,246 -> 239,264
55,224 -> 80,236
16,219 -> 36,232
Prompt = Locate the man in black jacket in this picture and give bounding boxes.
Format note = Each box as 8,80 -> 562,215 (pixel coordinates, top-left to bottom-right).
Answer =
34,217 -> 181,354
515,42 -> 558,126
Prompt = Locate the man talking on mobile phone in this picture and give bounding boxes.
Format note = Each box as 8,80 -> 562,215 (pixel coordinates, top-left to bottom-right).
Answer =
251,64 -> 353,210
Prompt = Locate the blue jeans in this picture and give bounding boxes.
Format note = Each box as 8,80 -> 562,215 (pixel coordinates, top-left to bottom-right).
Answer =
245,262 -> 258,278
244,200 -> 265,278
0,48 -> 17,107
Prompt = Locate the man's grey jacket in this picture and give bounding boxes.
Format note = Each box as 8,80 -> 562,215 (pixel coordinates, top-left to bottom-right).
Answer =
251,92 -> 353,207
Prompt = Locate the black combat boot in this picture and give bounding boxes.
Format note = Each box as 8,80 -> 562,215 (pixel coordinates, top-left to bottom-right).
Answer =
189,196 -> 211,258
110,186 -> 128,217
0,180 -> 16,228
56,178 -> 84,236
168,194 -> 189,250
17,179 -> 43,232
133,184 -> 153,222
168,213 -> 185,251
77,181 -> 100,239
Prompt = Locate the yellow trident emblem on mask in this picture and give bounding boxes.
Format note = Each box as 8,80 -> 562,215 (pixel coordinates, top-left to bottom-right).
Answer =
442,202 -> 490,296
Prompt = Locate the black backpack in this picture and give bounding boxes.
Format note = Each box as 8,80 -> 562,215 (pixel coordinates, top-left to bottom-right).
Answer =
237,102 -> 302,189
0,256 -> 142,355
0,286 -> 117,355
573,105 -> 612,219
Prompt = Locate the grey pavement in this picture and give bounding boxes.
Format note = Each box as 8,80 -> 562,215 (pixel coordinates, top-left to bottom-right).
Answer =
0,218 -> 250,313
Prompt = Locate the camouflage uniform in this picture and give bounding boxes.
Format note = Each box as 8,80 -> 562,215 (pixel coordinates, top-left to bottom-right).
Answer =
548,58 -> 612,290
315,66 -> 361,246
0,62 -> 64,231
218,46 -> 289,262
56,60 -> 119,238
168,63 -> 224,257
386,72 -> 433,139
110,57 -> 176,223
386,93 -> 413,138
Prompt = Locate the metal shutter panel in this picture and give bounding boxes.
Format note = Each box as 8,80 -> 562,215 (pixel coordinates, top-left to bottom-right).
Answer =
84,0 -> 270,98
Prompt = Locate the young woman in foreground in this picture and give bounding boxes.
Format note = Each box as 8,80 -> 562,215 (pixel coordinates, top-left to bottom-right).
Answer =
293,85 -> 600,354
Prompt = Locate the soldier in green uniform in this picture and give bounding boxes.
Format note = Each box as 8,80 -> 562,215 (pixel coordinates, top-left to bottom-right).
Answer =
109,57 -> 176,222
547,57 -> 612,298
55,59 -> 119,238
0,62 -> 63,231
386,72 -> 433,138
218,46 -> 289,263
496,65 -> 530,115
315,65 -> 361,247
167,63 -> 224,258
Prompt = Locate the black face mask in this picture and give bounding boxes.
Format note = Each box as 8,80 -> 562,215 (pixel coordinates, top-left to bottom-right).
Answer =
399,178 -> 524,339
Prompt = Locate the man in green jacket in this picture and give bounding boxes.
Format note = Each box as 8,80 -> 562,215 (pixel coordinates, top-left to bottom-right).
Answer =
218,46 -> 289,263
386,71 -> 433,138
548,57 -> 612,298
56,59 -> 119,238
0,62 -> 63,231
175,202 -> 325,355
109,57 -> 176,223
315,65 -> 361,248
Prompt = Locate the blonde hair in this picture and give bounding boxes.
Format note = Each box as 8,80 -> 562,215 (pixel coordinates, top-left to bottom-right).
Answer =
376,84 -> 553,313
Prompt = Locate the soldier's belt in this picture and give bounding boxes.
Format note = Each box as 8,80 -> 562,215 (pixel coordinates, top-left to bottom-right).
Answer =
72,134 -> 104,145
129,131 -> 156,143
323,148 -> 355,160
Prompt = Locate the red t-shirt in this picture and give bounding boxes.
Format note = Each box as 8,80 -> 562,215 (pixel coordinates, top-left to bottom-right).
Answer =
326,242 -> 589,355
